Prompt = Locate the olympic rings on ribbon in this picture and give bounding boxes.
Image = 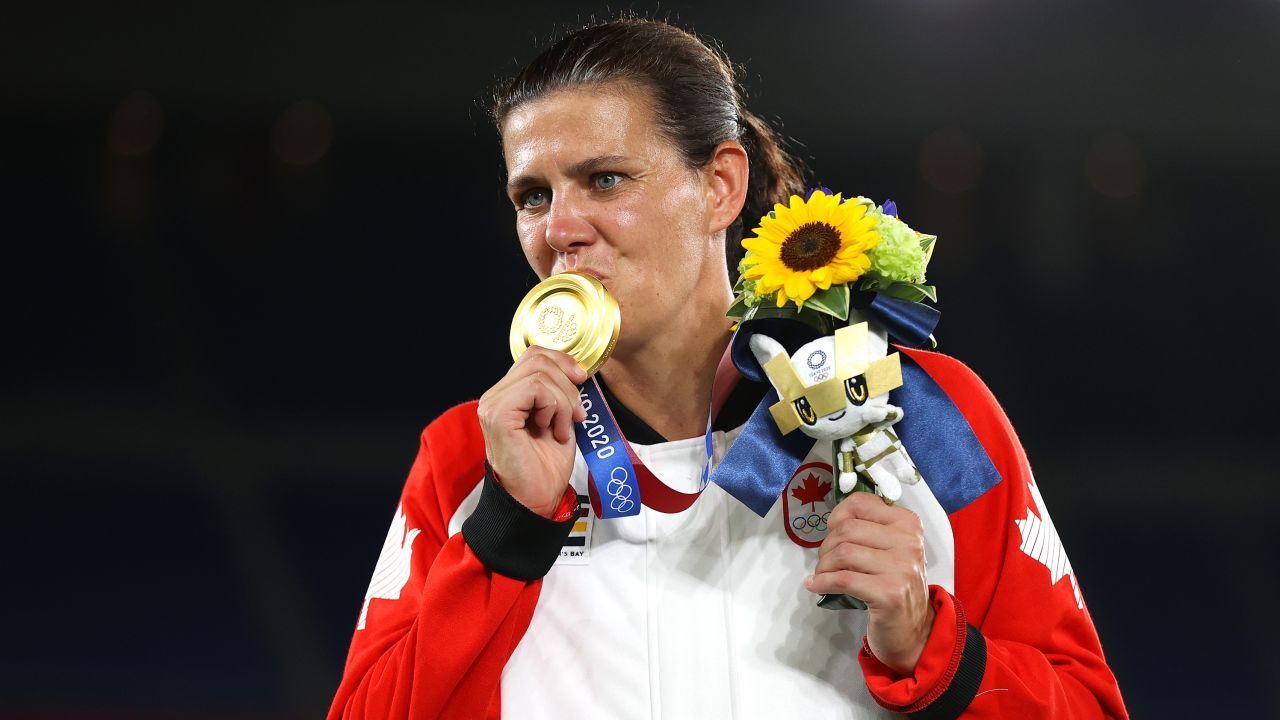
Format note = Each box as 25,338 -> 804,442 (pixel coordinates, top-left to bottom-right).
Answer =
608,466 -> 635,513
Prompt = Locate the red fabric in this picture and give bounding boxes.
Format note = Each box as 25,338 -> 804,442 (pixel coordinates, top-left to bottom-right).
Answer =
328,351 -> 1128,718
327,402 -> 534,720
859,585 -> 967,714
550,484 -> 580,522
854,347 -> 1129,718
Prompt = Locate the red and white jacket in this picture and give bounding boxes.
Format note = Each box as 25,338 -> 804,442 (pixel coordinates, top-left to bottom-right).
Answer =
328,348 -> 1128,719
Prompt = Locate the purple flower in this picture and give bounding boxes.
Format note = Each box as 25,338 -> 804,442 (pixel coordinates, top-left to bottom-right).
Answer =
882,199 -> 898,218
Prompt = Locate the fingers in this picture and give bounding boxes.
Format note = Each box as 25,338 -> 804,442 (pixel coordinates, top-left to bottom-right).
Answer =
517,348 -> 588,432
816,517 -> 900,557
490,347 -> 587,399
820,494 -> 925,570
807,567 -> 917,605
528,349 -> 587,422
480,348 -> 588,431
809,493 -> 928,608
808,490 -> 933,675
827,490 -> 923,532
520,346 -> 589,387
525,372 -> 578,443
814,541 -> 898,576
805,568 -> 875,597
808,541 -> 927,608
474,347 -> 589,512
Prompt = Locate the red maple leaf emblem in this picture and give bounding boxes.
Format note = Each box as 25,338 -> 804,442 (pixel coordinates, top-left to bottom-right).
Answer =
791,472 -> 832,510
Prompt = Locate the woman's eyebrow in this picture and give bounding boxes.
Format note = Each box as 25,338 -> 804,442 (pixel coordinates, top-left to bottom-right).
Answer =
564,154 -> 630,177
505,173 -> 543,196
506,154 -> 632,195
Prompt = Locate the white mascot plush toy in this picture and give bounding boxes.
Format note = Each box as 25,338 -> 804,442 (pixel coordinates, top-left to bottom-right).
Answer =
748,320 -> 922,503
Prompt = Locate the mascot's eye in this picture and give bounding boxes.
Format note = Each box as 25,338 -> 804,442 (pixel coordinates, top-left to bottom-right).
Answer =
845,375 -> 869,406
793,396 -> 818,426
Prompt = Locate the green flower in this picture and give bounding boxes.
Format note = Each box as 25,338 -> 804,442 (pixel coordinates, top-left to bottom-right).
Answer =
735,255 -> 767,307
867,213 -> 928,284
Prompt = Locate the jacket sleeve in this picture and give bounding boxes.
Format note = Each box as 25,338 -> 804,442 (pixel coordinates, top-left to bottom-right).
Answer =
858,350 -> 1129,719
327,402 -> 578,720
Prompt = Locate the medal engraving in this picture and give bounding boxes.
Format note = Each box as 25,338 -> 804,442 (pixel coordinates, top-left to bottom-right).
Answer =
510,271 -> 620,376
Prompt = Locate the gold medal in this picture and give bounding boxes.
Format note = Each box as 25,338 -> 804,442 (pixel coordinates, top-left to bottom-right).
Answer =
509,271 -> 620,376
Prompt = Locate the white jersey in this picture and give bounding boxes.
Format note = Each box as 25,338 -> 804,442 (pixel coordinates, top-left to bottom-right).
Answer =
443,427 -> 956,718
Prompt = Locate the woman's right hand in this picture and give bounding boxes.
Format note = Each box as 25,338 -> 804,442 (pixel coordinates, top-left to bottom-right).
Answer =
477,346 -> 587,518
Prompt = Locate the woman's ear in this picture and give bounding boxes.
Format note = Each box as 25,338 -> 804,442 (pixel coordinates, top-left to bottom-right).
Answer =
703,140 -> 749,234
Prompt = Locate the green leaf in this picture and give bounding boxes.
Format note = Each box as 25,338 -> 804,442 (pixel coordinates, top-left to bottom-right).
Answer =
919,234 -> 937,265
743,302 -> 783,321
801,283 -> 850,321
740,300 -> 831,335
726,294 -> 751,319
857,274 -> 884,293
879,284 -> 926,303
796,307 -> 838,335
879,282 -> 937,303
734,253 -> 758,294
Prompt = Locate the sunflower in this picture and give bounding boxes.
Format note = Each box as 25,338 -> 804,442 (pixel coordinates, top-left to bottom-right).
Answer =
740,190 -> 881,308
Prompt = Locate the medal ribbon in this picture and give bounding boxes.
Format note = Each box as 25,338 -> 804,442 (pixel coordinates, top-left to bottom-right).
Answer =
575,292 -> 945,518
574,346 -> 741,519
574,378 -> 643,519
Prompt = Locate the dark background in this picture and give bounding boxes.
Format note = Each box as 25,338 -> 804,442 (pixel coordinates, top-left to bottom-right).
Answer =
3,1 -> 1278,717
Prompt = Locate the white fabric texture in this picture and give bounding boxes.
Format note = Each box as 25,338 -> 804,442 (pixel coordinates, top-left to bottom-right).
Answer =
443,426 -> 957,719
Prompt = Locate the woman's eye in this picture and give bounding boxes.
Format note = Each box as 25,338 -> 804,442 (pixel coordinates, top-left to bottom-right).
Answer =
592,173 -> 622,191
522,189 -> 549,209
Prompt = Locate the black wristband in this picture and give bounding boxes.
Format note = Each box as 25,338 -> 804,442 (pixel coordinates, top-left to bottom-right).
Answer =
461,464 -> 579,581
910,624 -> 987,720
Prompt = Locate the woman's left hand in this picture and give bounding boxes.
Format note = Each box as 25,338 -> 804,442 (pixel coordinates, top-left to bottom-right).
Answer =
805,491 -> 935,675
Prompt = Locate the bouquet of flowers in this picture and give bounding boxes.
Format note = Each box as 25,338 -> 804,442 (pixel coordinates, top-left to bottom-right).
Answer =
727,189 -> 936,335
727,188 -> 939,610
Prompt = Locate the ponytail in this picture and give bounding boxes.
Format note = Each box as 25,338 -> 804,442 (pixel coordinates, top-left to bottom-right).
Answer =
730,108 -> 807,270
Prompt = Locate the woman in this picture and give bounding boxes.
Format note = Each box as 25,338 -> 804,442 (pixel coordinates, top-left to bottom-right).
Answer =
329,19 -> 1127,719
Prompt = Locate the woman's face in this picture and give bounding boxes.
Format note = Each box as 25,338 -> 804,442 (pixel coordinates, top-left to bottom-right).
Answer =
501,84 -> 730,349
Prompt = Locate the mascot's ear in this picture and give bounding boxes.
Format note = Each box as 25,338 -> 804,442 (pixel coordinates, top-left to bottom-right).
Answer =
749,333 -> 788,371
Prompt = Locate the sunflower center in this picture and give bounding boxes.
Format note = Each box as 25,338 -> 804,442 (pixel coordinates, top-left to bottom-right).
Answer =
779,222 -> 842,271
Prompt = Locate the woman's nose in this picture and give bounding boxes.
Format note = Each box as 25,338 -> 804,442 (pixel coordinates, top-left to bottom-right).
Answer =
543,195 -> 599,253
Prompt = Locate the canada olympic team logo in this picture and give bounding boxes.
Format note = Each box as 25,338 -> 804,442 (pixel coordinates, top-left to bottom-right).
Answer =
782,462 -> 836,548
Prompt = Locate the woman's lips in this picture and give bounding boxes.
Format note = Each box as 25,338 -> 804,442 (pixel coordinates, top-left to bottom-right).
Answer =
560,264 -> 606,282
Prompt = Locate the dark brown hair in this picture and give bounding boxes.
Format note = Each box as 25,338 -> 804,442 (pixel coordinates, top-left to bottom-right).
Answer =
491,18 -> 807,272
